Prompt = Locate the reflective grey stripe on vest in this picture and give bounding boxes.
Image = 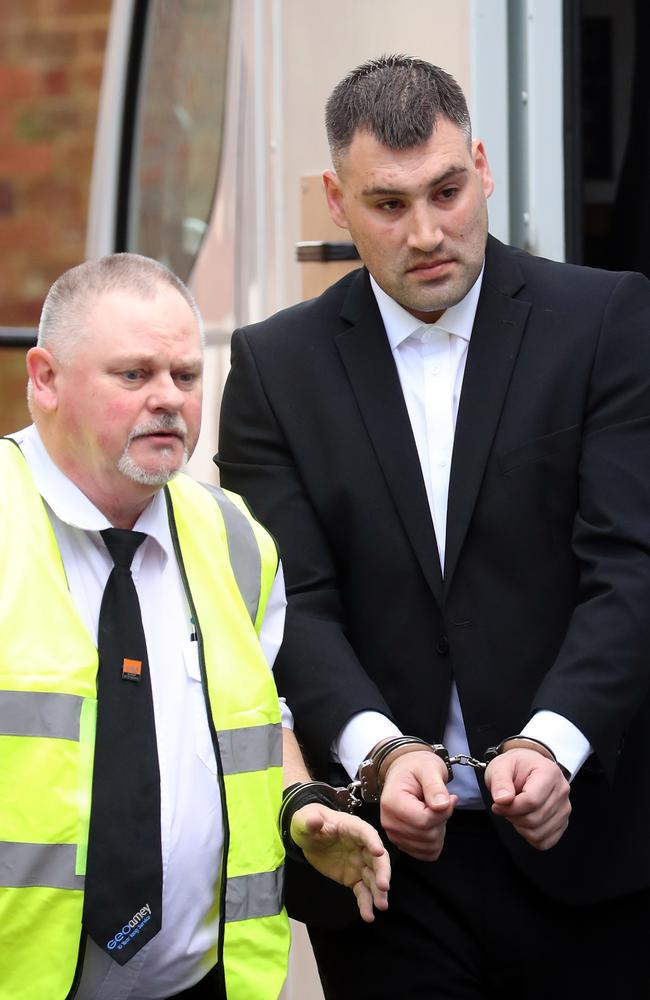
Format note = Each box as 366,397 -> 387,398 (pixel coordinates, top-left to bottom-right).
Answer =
201,483 -> 262,623
217,722 -> 282,776
0,690 -> 83,741
0,842 -> 85,890
225,866 -> 284,922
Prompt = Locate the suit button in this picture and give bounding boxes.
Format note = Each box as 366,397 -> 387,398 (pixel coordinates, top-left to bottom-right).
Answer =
436,634 -> 449,656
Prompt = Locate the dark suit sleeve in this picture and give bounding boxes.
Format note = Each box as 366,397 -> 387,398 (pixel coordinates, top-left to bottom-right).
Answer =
532,271 -> 650,781
217,328 -> 394,776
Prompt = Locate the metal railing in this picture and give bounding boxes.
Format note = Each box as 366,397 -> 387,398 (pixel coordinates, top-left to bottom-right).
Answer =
0,328 -> 38,348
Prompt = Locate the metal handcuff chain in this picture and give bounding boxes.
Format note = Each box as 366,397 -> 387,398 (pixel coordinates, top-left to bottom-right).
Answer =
341,746 -> 487,812
279,738 -> 567,862
279,748 -> 492,863
329,736 -> 565,813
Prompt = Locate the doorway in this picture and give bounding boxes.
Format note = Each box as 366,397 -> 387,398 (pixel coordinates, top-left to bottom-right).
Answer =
565,0 -> 650,276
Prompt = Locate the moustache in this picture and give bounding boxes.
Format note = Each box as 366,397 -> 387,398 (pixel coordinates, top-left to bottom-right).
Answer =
127,415 -> 188,445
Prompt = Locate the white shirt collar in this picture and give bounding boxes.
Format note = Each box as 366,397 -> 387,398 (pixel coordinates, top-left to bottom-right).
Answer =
15,424 -> 173,559
369,264 -> 484,350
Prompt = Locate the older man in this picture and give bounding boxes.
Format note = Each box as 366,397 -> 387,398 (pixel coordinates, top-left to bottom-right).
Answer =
218,56 -> 650,999
0,253 -> 389,1000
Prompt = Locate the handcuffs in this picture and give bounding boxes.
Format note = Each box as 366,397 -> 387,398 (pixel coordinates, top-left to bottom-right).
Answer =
280,734 -> 570,856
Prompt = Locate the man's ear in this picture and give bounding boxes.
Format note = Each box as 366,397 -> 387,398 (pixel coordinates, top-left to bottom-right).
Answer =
322,170 -> 349,230
26,347 -> 60,413
472,139 -> 494,199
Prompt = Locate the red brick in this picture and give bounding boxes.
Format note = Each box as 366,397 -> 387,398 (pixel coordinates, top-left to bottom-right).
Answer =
20,29 -> 78,60
50,0 -> 112,13
0,181 -> 14,216
0,0 -> 112,433
0,106 -> 13,140
0,298 -> 42,326
57,141 -> 95,175
43,107 -> 85,132
19,265 -> 53,303
0,217 -> 52,251
43,67 -> 69,95
22,177 -> 84,215
15,109 -> 53,142
91,28 -> 108,53
78,64 -> 104,90
0,144 -> 54,178
0,347 -> 32,437
0,65 -> 37,100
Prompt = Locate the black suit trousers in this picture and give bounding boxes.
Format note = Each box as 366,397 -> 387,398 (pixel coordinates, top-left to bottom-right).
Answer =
308,810 -> 650,1000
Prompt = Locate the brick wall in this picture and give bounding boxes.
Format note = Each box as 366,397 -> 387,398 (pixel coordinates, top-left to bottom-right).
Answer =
0,0 -> 111,434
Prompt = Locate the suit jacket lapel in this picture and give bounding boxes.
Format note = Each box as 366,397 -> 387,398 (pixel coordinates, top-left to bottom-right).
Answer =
335,271 -> 444,604
443,238 -> 530,595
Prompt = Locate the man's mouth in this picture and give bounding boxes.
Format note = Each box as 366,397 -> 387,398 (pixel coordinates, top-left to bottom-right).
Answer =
407,258 -> 454,277
136,431 -> 183,441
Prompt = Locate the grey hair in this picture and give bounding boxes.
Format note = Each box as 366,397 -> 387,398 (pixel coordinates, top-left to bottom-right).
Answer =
325,54 -> 472,168
37,252 -> 204,361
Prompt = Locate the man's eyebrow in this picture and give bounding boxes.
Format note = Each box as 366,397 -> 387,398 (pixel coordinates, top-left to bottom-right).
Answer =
110,355 -> 155,366
110,354 -> 202,368
361,165 -> 468,198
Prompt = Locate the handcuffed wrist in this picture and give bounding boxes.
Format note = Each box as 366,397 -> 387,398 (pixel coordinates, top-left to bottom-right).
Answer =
357,736 -> 453,803
279,781 -> 348,862
485,735 -> 571,780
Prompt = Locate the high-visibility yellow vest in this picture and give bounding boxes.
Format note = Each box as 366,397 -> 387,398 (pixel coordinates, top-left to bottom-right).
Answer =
0,438 -> 289,1000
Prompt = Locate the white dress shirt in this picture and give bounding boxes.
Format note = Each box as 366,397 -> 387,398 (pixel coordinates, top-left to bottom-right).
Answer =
12,425 -> 290,1000
333,272 -> 591,805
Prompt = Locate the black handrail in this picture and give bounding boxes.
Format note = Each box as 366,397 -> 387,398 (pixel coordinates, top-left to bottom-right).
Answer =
296,241 -> 360,263
115,0 -> 149,252
0,328 -> 38,348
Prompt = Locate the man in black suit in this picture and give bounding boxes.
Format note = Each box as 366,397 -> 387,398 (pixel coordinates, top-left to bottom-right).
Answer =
217,56 -> 650,998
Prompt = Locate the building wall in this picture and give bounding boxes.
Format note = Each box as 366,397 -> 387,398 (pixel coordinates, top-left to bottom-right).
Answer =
0,0 -> 111,434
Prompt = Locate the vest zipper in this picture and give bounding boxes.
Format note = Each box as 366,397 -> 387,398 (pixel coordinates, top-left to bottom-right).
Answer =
164,487 -> 230,995
64,929 -> 87,999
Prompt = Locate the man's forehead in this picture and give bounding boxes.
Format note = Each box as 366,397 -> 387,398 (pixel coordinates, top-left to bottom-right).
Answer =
88,282 -> 188,312
67,287 -> 202,363
86,285 -> 199,332
338,122 -> 468,175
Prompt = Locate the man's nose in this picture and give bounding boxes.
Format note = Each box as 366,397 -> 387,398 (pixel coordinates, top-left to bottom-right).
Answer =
146,374 -> 186,411
406,205 -> 444,253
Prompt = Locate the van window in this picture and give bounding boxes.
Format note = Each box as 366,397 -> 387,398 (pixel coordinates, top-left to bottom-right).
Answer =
123,0 -> 231,281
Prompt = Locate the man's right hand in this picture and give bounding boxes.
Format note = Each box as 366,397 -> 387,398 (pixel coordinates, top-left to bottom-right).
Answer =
379,750 -> 457,861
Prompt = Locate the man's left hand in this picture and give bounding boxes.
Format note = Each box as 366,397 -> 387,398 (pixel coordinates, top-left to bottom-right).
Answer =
484,749 -> 571,850
290,804 -> 391,922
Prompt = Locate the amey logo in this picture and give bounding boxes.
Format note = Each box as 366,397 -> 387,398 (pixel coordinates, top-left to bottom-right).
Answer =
107,903 -> 152,951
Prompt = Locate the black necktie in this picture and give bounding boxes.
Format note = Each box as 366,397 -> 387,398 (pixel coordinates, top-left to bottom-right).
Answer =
83,528 -> 163,964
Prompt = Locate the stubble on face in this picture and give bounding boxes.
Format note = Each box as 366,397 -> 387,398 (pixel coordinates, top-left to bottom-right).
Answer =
332,123 -> 492,322
353,202 -> 488,321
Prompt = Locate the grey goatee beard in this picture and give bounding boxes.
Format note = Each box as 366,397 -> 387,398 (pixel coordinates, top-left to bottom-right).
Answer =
117,414 -> 189,486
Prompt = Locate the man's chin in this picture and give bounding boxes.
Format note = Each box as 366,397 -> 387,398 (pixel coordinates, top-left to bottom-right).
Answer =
117,453 -> 188,488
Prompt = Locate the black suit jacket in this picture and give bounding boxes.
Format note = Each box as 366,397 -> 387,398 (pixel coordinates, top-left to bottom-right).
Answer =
217,236 -> 650,921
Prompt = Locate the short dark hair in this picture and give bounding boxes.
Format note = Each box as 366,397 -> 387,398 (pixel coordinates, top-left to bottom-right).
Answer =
325,54 -> 472,167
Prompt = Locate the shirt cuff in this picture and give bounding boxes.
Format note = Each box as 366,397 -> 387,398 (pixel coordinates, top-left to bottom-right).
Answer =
332,711 -> 402,782
522,710 -> 592,780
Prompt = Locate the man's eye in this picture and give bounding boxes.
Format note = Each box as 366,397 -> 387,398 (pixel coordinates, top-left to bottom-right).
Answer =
377,200 -> 402,213
122,371 -> 142,382
438,187 -> 458,201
